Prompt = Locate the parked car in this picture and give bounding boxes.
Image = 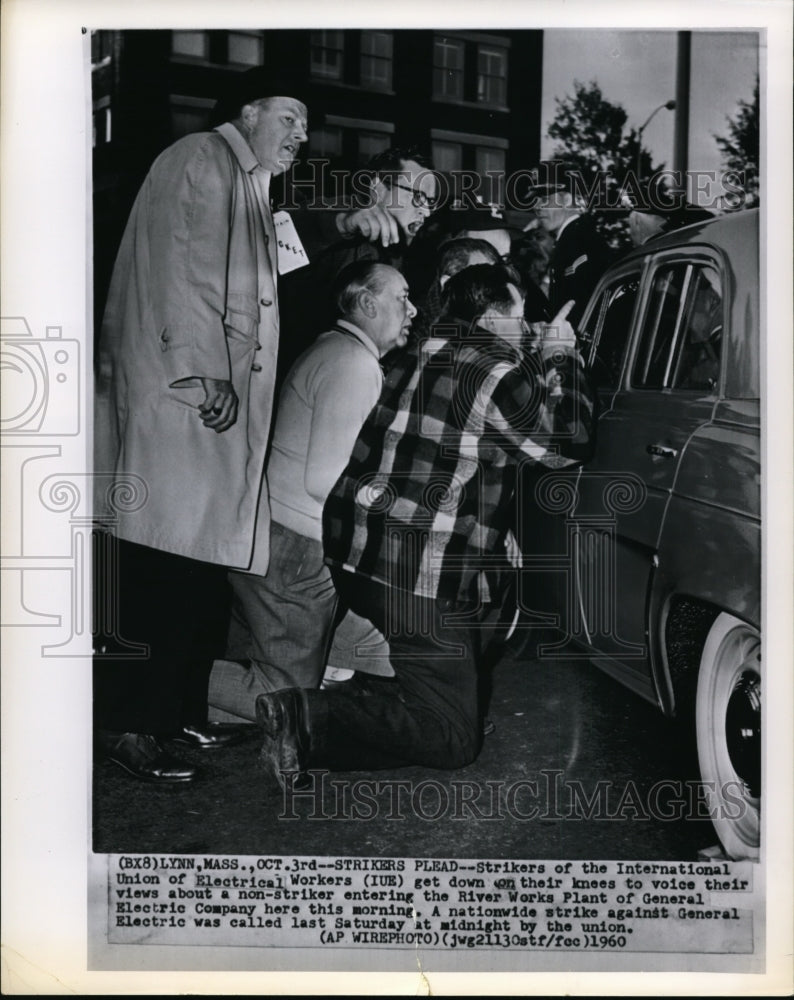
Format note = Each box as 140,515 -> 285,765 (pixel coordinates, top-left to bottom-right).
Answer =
518,209 -> 760,860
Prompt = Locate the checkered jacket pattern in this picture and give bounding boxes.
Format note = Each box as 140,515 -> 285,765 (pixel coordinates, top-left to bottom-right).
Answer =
323,321 -> 596,603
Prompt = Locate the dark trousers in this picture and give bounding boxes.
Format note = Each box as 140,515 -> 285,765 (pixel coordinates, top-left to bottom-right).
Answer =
93,537 -> 230,736
304,573 -> 485,772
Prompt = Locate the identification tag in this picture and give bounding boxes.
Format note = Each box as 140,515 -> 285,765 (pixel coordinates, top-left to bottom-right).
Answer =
273,210 -> 310,274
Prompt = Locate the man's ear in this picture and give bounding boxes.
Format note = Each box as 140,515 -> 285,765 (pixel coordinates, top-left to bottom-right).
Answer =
240,101 -> 260,129
439,273 -> 451,289
358,288 -> 378,319
479,309 -> 497,334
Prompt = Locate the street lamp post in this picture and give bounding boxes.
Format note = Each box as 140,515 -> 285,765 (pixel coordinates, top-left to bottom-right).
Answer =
636,100 -> 676,180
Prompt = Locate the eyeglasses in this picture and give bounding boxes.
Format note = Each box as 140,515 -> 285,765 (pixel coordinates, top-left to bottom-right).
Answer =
390,181 -> 438,212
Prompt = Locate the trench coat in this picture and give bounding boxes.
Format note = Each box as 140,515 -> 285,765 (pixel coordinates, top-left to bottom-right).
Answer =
95,123 -> 278,573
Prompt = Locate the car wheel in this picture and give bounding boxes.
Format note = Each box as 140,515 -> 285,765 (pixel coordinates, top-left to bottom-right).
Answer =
695,612 -> 761,860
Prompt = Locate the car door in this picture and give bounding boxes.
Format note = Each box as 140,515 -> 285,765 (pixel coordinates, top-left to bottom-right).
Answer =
572,249 -> 726,692
517,262 -> 643,654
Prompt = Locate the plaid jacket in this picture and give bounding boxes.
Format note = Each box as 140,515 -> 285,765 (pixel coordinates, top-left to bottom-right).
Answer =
323,320 -> 595,603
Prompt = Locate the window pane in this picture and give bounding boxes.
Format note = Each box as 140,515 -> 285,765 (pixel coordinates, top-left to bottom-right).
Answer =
172,31 -> 209,59
308,125 -> 343,159
671,266 -> 723,391
432,140 -> 463,173
310,30 -> 344,80
361,32 -> 393,89
477,44 -> 507,105
433,37 -> 464,100
582,274 -> 641,390
475,147 -> 505,204
171,104 -> 211,138
634,263 -> 692,388
361,30 -> 393,58
228,32 -> 263,66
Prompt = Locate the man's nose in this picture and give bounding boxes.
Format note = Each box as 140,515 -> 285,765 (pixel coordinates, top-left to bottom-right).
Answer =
407,299 -> 417,319
294,121 -> 308,143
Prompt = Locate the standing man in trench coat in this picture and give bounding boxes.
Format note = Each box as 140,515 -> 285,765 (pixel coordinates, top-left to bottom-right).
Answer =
93,68 -> 314,783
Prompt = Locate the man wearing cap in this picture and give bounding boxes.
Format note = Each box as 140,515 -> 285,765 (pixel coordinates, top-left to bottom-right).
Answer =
94,68 -> 317,783
625,182 -> 713,247
528,162 -> 610,329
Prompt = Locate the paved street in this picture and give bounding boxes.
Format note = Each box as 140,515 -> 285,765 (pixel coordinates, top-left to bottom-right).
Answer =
93,640 -> 721,861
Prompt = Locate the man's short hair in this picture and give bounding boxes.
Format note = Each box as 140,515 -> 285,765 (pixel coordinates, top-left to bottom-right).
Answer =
331,261 -> 392,317
441,264 -> 523,324
365,146 -> 434,177
436,238 -> 500,280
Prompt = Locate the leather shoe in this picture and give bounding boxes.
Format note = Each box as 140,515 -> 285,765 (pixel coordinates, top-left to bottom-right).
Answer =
255,689 -> 311,787
97,732 -> 196,784
171,722 -> 256,750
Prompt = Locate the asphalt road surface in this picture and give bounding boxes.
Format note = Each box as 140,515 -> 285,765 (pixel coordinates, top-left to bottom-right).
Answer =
93,638 -> 723,861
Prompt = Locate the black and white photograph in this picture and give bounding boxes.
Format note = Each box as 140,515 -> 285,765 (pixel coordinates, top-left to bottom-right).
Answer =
1,0 -> 792,994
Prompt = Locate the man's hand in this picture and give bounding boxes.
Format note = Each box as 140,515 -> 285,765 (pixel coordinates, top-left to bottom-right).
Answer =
337,205 -> 400,248
541,299 -> 577,348
199,378 -> 238,432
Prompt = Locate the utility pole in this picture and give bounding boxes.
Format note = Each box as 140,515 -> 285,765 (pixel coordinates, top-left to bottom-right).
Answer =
673,31 -> 691,188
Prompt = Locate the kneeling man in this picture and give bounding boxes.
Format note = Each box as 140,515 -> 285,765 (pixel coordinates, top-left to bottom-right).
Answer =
208,262 -> 415,721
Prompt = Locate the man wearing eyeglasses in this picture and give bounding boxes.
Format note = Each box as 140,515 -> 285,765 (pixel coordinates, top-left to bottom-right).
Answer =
276,147 -> 438,380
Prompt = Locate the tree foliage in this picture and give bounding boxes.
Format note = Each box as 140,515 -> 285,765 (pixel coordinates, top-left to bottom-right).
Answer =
714,78 -> 759,208
548,80 -> 664,250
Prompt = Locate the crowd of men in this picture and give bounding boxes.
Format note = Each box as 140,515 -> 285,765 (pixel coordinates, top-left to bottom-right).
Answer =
94,66 -> 701,787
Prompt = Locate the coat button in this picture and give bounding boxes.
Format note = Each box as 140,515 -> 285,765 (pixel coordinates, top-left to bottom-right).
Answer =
255,342 -> 262,351
260,298 -> 272,307
251,363 -> 263,372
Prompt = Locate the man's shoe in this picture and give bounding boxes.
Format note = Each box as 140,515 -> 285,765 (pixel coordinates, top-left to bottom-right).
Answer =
171,722 -> 256,750
255,689 -> 311,787
97,732 -> 196,784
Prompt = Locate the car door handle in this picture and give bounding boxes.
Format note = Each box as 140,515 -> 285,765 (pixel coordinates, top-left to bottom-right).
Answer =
646,443 -> 678,459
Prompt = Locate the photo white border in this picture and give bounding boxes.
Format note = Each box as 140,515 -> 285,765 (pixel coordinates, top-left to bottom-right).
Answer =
1,0 -> 791,994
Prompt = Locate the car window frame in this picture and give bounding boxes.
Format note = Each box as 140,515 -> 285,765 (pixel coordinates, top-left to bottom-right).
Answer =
577,260 -> 646,401
627,246 -> 728,396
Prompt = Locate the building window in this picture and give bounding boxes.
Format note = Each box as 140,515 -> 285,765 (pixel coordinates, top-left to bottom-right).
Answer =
433,34 -> 510,108
360,31 -> 393,90
477,44 -> 507,106
169,95 -> 216,139
171,31 -> 210,61
433,37 -> 465,101
432,141 -> 463,174
475,147 -> 506,203
228,31 -> 264,67
308,125 -> 343,160
310,30 -> 344,80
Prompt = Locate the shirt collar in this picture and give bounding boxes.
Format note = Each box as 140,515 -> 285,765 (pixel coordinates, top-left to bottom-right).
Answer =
336,319 -> 381,360
215,122 -> 272,187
